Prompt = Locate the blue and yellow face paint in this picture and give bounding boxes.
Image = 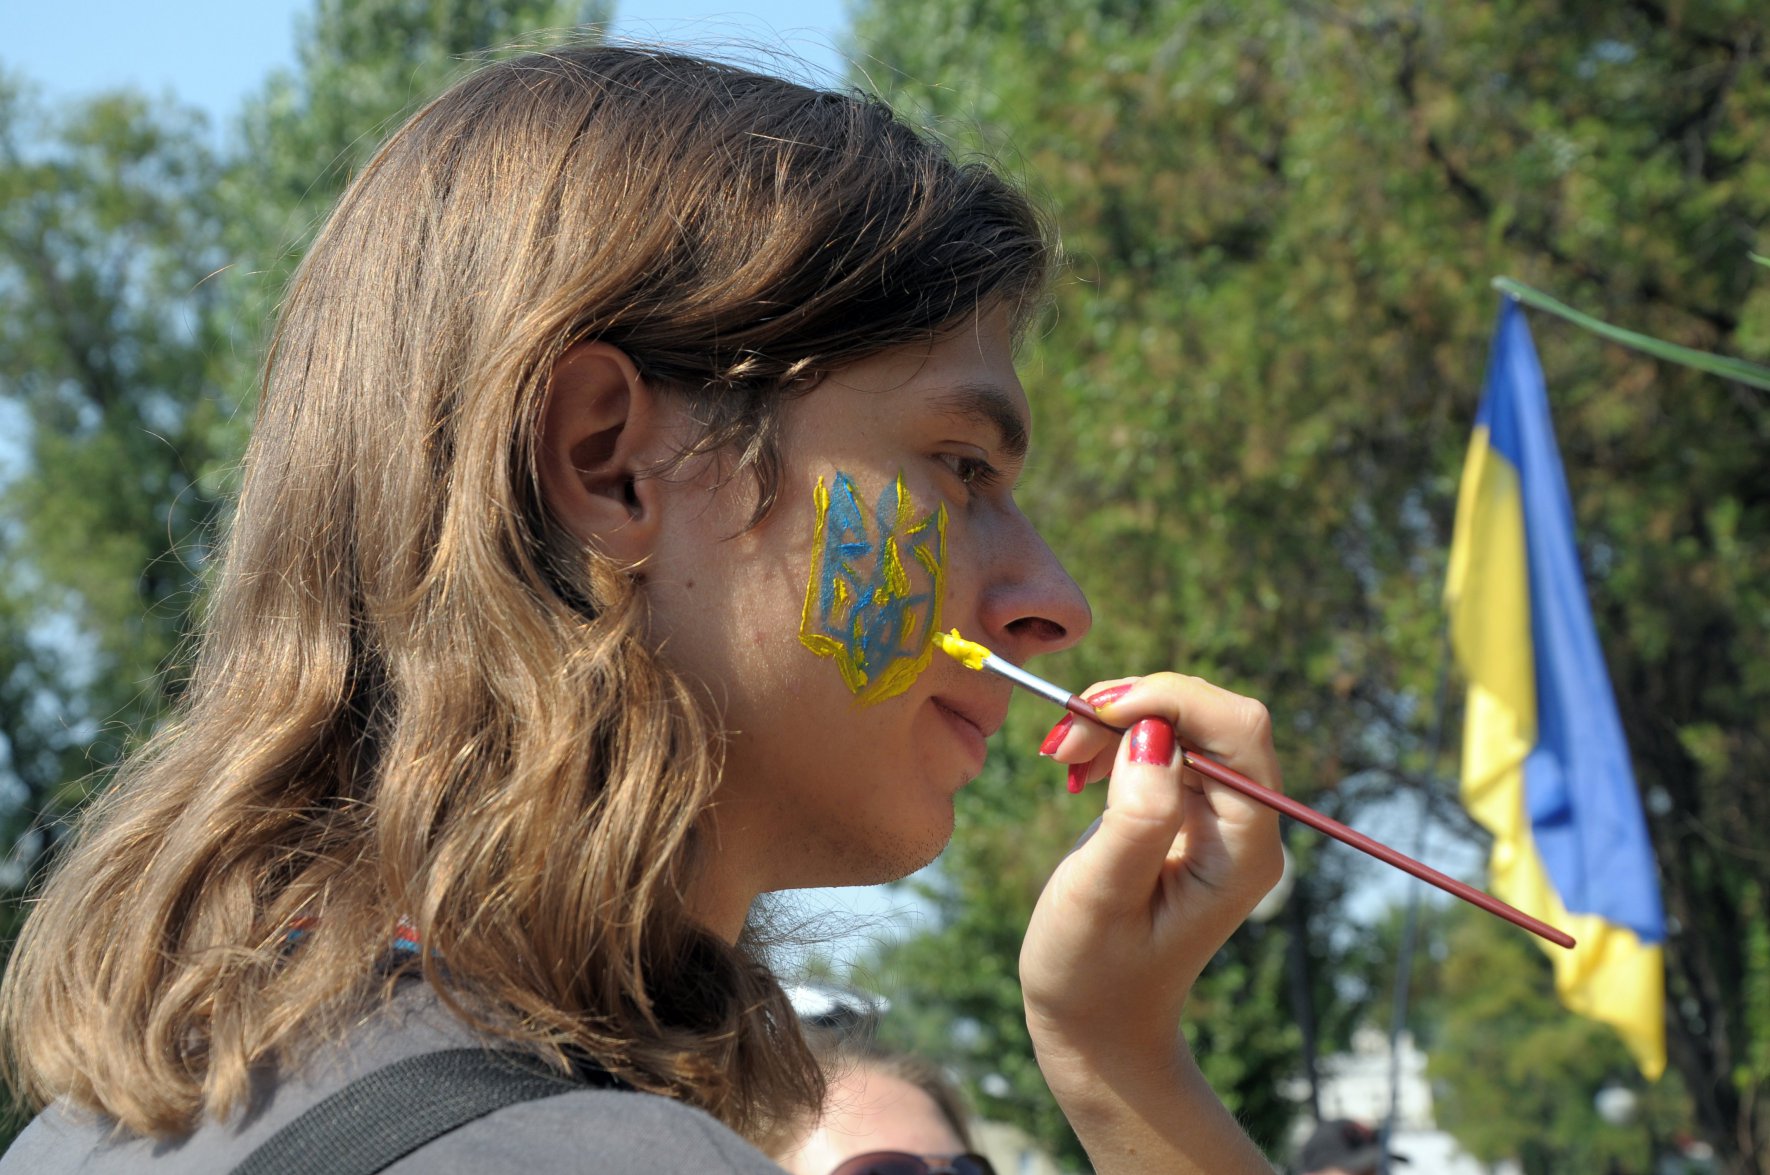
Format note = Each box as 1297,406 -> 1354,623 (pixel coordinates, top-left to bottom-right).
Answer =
798,471 -> 947,705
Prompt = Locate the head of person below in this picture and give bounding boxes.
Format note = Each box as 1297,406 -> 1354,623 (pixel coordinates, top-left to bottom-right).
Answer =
0,41 -> 1285,1175
1297,1119 -> 1409,1175
774,1035 -> 992,1175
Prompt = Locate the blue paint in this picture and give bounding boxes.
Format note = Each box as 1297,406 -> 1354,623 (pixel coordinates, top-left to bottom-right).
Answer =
800,471 -> 946,701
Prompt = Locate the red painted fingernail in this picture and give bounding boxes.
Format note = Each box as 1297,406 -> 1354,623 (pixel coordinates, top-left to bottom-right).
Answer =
1084,684 -> 1134,707
1128,717 -> 1176,766
1066,762 -> 1089,794
1039,715 -> 1073,756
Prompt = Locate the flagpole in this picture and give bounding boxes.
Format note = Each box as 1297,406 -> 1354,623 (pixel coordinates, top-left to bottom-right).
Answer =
1379,627 -> 1455,1175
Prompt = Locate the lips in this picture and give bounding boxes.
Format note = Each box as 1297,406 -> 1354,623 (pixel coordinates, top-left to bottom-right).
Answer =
932,694 -> 1004,739
931,693 -> 1008,769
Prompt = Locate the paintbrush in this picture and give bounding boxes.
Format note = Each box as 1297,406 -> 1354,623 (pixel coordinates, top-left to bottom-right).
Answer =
932,629 -> 1576,950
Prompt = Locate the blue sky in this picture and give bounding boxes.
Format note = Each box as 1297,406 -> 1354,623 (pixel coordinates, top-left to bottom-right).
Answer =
2,0 -> 853,127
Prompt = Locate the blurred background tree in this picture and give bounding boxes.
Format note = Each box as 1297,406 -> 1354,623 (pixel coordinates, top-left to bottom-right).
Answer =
1332,896 -> 1704,1174
847,0 -> 1767,1169
1428,900 -> 1703,1175
0,81 -> 232,976
2,0 -> 1767,1170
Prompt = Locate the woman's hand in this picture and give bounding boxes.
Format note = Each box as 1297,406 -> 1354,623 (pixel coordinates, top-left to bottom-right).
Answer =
1019,671 -> 1285,1173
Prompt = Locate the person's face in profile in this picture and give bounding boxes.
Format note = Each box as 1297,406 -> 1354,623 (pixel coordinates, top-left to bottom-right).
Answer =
635,308 -> 1091,903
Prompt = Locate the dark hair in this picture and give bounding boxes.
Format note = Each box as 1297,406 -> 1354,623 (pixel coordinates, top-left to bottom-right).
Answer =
492,46 -> 1057,525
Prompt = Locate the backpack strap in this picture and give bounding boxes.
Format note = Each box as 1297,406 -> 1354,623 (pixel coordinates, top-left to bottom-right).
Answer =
232,1047 -> 618,1175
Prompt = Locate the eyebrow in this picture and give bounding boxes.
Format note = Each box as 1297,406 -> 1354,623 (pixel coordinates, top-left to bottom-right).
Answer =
927,381 -> 1030,464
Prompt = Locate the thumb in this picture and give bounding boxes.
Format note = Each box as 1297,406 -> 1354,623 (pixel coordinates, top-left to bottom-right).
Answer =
1065,717 -> 1182,916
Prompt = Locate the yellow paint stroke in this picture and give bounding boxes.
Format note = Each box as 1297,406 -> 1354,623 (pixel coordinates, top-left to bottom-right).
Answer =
933,629 -> 990,671
798,472 -> 948,705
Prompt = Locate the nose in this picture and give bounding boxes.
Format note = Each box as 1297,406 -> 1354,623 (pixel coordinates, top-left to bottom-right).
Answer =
973,508 -> 1092,663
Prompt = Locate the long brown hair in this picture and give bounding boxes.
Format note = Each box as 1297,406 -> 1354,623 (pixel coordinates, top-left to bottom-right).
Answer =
1,44 -> 1051,1143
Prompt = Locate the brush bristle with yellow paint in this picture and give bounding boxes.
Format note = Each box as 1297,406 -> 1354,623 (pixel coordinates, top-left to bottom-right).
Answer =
931,629 -> 989,671
933,628 -> 1111,721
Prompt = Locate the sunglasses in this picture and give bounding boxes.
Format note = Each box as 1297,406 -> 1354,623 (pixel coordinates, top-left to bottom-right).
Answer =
828,1153 -> 996,1175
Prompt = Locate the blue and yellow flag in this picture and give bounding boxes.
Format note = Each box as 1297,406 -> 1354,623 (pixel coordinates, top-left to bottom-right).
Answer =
1445,297 -> 1667,1078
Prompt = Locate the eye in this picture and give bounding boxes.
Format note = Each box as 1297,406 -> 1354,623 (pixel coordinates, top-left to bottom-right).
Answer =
937,452 -> 1004,491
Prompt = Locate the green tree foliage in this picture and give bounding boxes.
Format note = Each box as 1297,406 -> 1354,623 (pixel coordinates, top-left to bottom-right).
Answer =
215,0 -> 608,463
0,78 -> 231,852
1429,901 -> 1699,1174
0,0 -> 602,1146
845,0 -> 1768,1169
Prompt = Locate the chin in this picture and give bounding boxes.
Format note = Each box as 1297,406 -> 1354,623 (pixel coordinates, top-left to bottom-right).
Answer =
824,809 -> 957,889
884,810 -> 958,881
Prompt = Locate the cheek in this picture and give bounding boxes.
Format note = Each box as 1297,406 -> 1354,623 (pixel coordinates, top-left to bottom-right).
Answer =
796,470 -> 947,704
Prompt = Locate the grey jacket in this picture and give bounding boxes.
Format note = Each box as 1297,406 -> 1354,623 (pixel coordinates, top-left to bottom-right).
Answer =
1,987 -> 785,1173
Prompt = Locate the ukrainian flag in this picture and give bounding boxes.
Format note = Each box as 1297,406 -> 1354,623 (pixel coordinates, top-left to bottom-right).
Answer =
1445,297 -> 1667,1079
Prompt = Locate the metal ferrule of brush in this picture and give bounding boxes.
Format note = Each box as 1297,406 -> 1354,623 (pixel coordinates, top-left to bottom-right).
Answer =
983,654 -> 1074,709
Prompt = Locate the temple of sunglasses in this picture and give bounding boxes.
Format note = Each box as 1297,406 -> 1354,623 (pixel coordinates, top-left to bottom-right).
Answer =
828,1152 -> 996,1175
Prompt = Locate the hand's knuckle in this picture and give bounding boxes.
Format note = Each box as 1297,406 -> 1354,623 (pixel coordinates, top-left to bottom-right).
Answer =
1239,698 -> 1273,741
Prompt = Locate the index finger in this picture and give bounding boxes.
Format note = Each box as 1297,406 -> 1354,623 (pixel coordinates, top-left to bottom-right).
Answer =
1039,678 -> 1138,771
1092,672 -> 1283,795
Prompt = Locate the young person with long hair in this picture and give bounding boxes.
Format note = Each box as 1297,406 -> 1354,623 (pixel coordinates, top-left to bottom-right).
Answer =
1,44 -> 1285,1173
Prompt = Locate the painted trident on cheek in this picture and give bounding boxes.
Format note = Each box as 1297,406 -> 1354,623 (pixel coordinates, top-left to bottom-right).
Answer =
798,472 -> 948,705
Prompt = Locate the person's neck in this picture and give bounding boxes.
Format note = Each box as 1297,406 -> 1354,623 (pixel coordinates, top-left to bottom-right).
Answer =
684,853 -> 759,944
682,798 -> 775,943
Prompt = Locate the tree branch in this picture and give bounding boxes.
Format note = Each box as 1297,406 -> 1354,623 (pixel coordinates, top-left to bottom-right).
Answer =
1390,17 -> 1741,338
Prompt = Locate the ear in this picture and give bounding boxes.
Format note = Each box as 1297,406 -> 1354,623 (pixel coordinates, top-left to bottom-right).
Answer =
536,341 -> 675,563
